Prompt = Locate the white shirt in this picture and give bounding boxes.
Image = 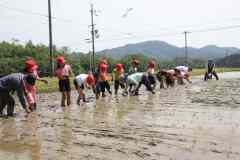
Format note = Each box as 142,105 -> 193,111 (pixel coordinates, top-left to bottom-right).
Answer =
128,72 -> 144,84
175,66 -> 189,72
75,74 -> 88,86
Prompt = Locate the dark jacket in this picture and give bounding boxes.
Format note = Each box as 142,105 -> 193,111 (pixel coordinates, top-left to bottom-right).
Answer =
0,73 -> 28,109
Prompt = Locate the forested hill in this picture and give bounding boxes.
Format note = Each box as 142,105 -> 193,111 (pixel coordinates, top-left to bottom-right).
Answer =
1,41 -> 236,76
216,54 -> 240,67
0,41 -> 86,76
98,41 -> 239,59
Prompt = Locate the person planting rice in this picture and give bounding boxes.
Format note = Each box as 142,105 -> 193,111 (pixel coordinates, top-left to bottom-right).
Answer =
128,58 -> 140,74
24,58 -> 48,111
174,66 -> 193,84
0,73 -> 35,117
123,72 -> 155,96
73,73 -> 96,104
112,63 -> 125,95
147,59 -> 157,90
96,58 -> 112,98
55,56 -> 74,107
204,60 -> 219,81
157,69 -> 178,88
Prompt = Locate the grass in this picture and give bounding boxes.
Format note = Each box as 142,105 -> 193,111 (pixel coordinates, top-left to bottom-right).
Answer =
192,68 -> 240,76
37,68 -> 240,93
37,77 -> 59,93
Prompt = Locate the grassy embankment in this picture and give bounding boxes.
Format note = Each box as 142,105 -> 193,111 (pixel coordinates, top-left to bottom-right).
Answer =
37,68 -> 240,93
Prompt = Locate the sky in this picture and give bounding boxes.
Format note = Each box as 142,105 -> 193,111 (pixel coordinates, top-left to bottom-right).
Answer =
0,0 -> 240,52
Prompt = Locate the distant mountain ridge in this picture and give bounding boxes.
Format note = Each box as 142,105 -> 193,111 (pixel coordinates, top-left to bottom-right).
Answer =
98,41 -> 240,60
216,53 -> 240,67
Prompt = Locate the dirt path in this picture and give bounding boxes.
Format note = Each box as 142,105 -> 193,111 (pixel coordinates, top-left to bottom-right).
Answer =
0,72 -> 240,160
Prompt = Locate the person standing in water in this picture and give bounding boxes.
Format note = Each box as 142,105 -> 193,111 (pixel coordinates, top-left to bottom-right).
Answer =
97,58 -> 112,98
24,58 -> 48,111
128,58 -> 140,74
55,56 -> 74,107
112,63 -> 125,95
147,59 -> 157,90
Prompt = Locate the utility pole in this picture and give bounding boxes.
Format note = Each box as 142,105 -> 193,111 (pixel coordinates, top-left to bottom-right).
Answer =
90,4 -> 96,72
48,0 -> 54,76
184,31 -> 190,66
89,51 -> 92,71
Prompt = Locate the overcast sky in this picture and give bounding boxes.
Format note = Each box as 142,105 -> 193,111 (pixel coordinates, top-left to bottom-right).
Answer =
0,0 -> 240,52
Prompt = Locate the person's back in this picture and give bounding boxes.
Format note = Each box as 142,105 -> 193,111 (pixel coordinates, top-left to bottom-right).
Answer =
128,72 -> 144,83
75,74 -> 88,86
175,66 -> 189,72
0,73 -> 25,92
0,73 -> 34,116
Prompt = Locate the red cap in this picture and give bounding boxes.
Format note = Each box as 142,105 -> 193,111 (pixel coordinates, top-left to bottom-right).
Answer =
148,59 -> 156,68
115,63 -> 123,71
25,59 -> 38,72
56,56 -> 65,64
99,63 -> 108,73
86,74 -> 95,86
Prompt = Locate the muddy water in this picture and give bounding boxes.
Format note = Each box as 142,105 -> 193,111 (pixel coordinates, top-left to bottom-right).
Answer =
1,73 -> 240,160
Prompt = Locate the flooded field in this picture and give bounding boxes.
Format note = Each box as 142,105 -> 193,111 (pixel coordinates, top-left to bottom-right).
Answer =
1,72 -> 240,160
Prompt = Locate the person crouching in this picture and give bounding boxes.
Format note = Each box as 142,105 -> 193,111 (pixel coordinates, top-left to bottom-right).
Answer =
73,74 -> 96,104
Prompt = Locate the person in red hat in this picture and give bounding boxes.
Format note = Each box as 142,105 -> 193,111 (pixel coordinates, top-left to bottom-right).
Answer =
24,58 -> 48,111
112,63 -> 125,95
73,73 -> 96,104
147,59 -> 157,90
55,56 -> 73,107
96,58 -> 112,98
128,58 -> 140,74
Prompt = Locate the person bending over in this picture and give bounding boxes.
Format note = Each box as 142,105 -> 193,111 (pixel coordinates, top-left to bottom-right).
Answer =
204,60 -> 219,81
123,72 -> 155,96
0,73 -> 35,117
156,70 -> 177,88
174,66 -> 193,84
73,73 -> 96,104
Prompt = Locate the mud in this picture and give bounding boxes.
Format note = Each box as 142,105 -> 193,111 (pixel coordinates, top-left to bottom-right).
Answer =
1,72 -> 240,160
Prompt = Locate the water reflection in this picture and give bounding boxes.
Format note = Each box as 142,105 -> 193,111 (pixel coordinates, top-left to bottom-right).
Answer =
0,113 -> 41,160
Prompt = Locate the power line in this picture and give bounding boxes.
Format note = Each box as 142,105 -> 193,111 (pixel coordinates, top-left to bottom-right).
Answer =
96,24 -> 240,42
0,3 -> 74,23
189,24 -> 240,33
98,17 -> 240,38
